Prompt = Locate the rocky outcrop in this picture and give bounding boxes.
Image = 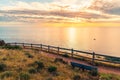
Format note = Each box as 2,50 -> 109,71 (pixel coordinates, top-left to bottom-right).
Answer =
0,40 -> 5,46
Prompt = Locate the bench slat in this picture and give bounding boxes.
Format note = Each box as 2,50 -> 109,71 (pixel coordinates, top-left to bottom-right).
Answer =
71,62 -> 97,71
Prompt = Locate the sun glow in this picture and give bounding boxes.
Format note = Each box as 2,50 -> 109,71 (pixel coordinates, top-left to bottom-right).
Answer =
67,27 -> 77,45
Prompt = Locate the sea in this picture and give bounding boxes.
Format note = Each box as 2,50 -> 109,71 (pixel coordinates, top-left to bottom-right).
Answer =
0,26 -> 120,57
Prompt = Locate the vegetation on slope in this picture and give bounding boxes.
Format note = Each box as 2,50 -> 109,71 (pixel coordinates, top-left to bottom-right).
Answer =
0,49 -> 119,80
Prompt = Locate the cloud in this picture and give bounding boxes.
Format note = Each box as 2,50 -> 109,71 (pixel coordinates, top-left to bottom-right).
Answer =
0,9 -> 112,23
89,0 -> 120,15
0,0 -> 120,24
0,0 -> 94,11
105,7 -> 120,15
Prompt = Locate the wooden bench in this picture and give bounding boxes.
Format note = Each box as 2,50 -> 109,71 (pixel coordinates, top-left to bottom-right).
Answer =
70,62 -> 98,71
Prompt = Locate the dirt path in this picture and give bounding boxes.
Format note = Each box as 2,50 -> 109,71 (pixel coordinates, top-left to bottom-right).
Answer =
41,52 -> 120,75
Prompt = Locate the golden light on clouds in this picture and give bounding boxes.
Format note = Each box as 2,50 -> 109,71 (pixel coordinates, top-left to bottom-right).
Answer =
0,0 -> 120,27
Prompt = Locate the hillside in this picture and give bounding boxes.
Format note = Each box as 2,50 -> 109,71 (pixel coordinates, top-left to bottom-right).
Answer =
0,48 -> 119,80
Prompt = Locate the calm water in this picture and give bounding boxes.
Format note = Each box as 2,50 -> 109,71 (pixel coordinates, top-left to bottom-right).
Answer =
0,26 -> 120,57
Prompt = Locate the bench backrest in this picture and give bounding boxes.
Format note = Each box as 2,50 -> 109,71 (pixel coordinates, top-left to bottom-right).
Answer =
71,62 -> 97,71
71,62 -> 83,68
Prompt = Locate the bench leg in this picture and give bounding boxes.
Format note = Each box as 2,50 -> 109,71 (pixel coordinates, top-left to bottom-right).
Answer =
72,66 -> 75,69
82,68 -> 85,71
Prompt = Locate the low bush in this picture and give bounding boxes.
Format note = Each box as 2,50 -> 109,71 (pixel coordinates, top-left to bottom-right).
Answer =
0,71 -> 13,79
16,67 -> 22,72
24,53 -> 34,58
89,69 -> 98,76
2,57 -> 7,61
28,61 -> 44,72
18,72 -> 30,80
35,61 -> 44,71
46,77 -> 53,80
28,67 -> 37,74
0,63 -> 6,72
48,66 -> 57,73
54,58 -> 63,63
2,45 -> 22,50
73,75 -> 81,80
62,53 -> 69,58
100,73 -> 115,80
54,58 -> 68,64
94,62 -> 100,66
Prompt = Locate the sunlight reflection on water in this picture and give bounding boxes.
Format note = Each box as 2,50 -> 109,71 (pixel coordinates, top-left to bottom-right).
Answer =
0,26 -> 120,57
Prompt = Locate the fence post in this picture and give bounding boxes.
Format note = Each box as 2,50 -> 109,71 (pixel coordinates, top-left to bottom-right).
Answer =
31,44 -> 33,48
71,48 -> 74,58
23,43 -> 25,48
92,52 -> 95,65
58,47 -> 60,54
40,44 -> 42,50
48,45 -> 50,52
15,42 -> 16,46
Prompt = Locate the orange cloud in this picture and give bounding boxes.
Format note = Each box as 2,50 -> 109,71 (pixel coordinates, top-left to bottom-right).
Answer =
0,0 -> 120,26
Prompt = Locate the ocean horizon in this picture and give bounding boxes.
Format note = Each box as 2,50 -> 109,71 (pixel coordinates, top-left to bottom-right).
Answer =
0,26 -> 120,57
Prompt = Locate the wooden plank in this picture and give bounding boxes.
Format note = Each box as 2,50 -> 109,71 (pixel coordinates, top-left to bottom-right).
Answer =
59,47 -> 71,51
95,59 -> 120,64
95,53 -> 120,59
49,45 -> 58,49
73,49 -> 93,55
42,44 -> 48,47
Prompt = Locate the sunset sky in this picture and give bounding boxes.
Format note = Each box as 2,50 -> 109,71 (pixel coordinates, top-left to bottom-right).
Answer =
0,0 -> 120,27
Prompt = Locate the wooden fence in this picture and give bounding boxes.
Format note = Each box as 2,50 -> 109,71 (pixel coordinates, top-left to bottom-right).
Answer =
7,42 -> 120,64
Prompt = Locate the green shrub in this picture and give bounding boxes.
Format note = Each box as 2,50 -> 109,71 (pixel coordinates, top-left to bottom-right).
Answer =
48,66 -> 57,73
62,53 -> 69,57
89,69 -> 98,76
100,73 -> 113,80
73,75 -> 81,80
54,58 -> 68,64
0,63 -> 6,72
94,62 -> 100,66
16,67 -> 23,73
0,46 -> 2,49
28,61 -> 44,72
35,61 -> 44,70
46,77 -> 53,80
28,67 -> 37,74
2,45 -> 22,50
100,73 -> 120,80
54,58 -> 63,63
28,63 -> 35,67
18,72 -> 30,80
0,71 -> 13,79
24,53 -> 34,58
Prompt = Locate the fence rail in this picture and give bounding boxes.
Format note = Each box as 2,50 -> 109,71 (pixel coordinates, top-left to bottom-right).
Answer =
7,42 -> 120,64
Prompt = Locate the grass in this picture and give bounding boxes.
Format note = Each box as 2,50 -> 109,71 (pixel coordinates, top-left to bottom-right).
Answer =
94,61 -> 120,69
0,45 -> 22,50
100,73 -> 120,80
0,48 -> 119,80
18,72 -> 30,80
0,71 -> 13,79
